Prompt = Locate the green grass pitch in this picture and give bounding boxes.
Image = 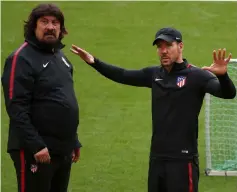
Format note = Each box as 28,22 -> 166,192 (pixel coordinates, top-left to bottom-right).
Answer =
1,1 -> 237,192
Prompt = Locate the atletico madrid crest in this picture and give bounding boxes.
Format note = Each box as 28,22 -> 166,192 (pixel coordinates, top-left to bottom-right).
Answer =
176,76 -> 186,87
30,164 -> 38,173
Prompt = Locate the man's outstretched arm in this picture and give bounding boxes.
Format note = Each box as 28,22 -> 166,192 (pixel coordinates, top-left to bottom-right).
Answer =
91,57 -> 154,87
70,44 -> 153,88
204,72 -> 236,99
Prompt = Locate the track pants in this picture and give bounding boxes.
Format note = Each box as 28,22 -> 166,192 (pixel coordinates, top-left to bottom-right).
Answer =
148,156 -> 199,192
10,150 -> 72,192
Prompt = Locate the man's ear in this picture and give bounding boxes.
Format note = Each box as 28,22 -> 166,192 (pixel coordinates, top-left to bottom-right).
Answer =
179,42 -> 184,50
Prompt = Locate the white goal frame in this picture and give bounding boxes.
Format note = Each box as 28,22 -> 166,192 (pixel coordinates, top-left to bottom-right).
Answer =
205,58 -> 237,176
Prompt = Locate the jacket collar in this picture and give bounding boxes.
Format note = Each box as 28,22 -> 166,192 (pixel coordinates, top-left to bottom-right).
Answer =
172,58 -> 189,71
25,35 -> 65,53
161,58 -> 189,74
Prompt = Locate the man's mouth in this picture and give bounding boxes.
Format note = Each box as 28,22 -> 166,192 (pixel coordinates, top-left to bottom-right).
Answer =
44,33 -> 56,37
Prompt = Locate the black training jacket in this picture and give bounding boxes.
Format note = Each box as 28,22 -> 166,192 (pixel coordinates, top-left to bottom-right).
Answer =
89,58 -> 236,159
1,37 -> 82,156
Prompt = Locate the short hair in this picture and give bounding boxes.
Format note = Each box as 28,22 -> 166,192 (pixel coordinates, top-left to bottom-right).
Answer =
24,3 -> 68,40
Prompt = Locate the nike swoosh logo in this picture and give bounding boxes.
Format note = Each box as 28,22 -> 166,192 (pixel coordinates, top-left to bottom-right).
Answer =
155,78 -> 163,81
43,62 -> 49,68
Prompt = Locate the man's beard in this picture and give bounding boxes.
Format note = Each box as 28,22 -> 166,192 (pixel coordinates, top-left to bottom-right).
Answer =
41,30 -> 59,45
34,32 -> 61,51
160,55 -> 171,65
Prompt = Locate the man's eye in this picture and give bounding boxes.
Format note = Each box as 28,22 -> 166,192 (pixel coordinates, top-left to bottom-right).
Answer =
53,21 -> 59,25
41,20 -> 48,24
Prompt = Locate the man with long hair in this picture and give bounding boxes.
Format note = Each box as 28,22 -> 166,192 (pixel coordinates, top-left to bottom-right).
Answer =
2,3 -> 81,191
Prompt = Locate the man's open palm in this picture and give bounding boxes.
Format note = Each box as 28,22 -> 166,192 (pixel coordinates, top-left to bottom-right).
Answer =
70,44 -> 95,64
202,48 -> 232,75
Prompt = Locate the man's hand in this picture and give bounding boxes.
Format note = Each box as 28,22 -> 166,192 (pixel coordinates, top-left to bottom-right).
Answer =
34,147 -> 51,163
202,48 -> 232,76
72,148 -> 80,163
70,44 -> 95,64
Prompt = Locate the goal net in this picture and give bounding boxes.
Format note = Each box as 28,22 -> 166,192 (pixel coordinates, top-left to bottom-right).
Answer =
205,58 -> 237,176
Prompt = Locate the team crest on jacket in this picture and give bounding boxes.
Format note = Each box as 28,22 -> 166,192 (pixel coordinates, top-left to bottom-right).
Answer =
176,76 -> 186,87
30,164 -> 38,173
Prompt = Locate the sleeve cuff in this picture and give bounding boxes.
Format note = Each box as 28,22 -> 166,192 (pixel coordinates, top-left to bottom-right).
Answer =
216,73 -> 230,81
32,143 -> 47,154
75,137 -> 82,148
88,57 -> 101,68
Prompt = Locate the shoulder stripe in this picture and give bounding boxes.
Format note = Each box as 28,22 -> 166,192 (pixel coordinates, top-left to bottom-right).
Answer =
9,42 -> 28,100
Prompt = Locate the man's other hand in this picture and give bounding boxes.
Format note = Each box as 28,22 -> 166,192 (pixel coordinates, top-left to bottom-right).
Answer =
34,147 -> 51,163
72,148 -> 80,163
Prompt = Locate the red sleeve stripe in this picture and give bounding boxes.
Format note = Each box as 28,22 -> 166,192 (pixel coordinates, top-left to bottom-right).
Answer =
9,42 -> 28,100
188,162 -> 193,192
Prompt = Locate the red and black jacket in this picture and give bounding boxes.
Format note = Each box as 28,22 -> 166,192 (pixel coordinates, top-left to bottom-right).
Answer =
1,36 -> 82,156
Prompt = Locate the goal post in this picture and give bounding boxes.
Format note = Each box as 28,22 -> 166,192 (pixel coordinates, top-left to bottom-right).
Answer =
205,58 -> 237,176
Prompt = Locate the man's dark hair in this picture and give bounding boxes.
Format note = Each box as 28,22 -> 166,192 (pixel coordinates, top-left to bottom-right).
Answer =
24,3 -> 67,40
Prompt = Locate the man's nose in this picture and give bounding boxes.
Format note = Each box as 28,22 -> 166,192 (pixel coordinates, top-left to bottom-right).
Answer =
158,47 -> 168,54
46,22 -> 55,30
160,47 -> 168,54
